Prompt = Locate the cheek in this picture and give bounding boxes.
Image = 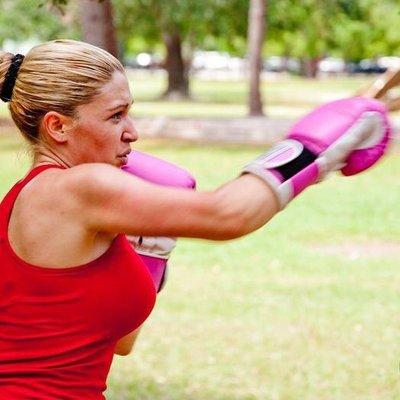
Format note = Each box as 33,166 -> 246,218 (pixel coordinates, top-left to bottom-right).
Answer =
78,123 -> 115,150
95,131 -> 114,148
73,113 -> 123,160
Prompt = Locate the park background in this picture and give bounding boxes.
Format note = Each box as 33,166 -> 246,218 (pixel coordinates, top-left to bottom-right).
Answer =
1,0 -> 400,399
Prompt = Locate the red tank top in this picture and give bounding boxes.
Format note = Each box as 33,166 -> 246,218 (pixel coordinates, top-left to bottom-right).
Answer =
0,165 -> 156,399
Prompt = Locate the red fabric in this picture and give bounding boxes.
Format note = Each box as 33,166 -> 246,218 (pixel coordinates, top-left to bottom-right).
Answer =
0,165 -> 156,399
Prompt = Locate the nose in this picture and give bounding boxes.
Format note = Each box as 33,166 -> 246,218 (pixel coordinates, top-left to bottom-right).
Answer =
122,116 -> 139,143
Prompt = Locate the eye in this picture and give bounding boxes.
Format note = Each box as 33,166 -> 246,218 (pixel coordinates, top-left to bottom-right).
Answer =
111,111 -> 123,121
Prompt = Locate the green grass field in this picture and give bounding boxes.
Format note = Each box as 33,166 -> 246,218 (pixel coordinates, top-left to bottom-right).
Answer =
1,129 -> 399,399
124,72 -> 371,118
0,73 -> 374,120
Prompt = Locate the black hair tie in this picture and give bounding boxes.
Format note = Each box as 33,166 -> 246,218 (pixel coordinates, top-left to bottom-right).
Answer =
1,54 -> 25,103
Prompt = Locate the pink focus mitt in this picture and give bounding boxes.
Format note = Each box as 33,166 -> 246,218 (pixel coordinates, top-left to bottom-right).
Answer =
122,150 -> 196,292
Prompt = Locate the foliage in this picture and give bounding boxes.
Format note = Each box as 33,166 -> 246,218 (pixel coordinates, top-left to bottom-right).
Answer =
332,0 -> 400,60
0,0 -> 77,47
266,0 -> 400,61
3,0 -> 400,70
365,0 -> 400,56
113,0 -> 249,57
24,0 -> 400,61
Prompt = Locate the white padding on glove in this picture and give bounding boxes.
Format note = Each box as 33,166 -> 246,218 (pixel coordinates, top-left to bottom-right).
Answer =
127,235 -> 177,260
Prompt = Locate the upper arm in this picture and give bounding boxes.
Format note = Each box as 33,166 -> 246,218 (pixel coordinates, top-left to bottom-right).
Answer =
66,163 -> 242,240
114,327 -> 142,356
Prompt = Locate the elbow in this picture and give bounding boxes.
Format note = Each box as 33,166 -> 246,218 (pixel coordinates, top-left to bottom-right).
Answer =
115,348 -> 133,356
114,343 -> 134,356
114,327 -> 141,356
218,214 -> 249,240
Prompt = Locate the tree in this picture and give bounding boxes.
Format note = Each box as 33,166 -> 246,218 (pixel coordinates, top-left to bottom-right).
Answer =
267,0 -> 341,77
114,0 -> 248,99
0,0 -> 71,47
80,0 -> 119,58
342,0 -> 400,58
162,28 -> 189,98
247,0 -> 266,116
48,0 -> 249,98
48,0 -> 118,57
266,0 -> 400,76
114,0 -> 189,98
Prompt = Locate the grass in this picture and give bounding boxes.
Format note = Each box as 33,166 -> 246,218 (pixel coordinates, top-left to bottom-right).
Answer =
0,73 -> 374,120
1,131 -> 399,400
128,72 -> 373,119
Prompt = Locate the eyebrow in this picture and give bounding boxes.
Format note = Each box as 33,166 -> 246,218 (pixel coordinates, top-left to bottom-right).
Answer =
107,99 -> 134,112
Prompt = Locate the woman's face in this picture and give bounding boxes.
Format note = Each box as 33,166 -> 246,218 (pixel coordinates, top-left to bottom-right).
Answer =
68,71 -> 138,167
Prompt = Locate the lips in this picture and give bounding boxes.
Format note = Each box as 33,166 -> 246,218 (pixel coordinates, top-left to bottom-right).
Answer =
117,149 -> 131,166
118,149 -> 131,158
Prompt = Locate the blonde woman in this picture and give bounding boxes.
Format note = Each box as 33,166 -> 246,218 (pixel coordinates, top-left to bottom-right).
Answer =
0,40 -> 390,399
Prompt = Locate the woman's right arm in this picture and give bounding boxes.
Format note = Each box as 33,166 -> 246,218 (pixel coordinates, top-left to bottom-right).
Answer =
66,97 -> 389,241
65,163 -> 279,241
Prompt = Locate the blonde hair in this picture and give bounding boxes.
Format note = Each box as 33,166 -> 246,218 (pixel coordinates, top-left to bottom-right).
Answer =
0,39 -> 124,144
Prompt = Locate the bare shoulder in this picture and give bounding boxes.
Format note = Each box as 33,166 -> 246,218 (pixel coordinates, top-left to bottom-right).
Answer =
61,162 -> 122,192
58,163 -> 155,232
22,163 -> 118,205
16,163 -> 126,227
10,165 -> 120,267
60,163 -> 146,208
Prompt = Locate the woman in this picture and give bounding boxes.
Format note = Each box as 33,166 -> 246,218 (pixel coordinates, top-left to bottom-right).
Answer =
0,39 -> 390,399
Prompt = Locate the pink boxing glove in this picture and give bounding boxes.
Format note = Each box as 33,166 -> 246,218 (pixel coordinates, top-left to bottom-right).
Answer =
243,97 -> 392,209
122,151 -> 196,292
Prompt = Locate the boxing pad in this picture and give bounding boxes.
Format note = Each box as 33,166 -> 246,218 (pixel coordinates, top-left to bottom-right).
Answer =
122,151 -> 196,292
243,97 -> 392,209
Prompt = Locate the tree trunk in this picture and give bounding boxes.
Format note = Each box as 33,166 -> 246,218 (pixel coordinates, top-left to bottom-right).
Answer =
80,0 -> 119,58
247,0 -> 266,116
300,57 -> 320,78
162,29 -> 189,99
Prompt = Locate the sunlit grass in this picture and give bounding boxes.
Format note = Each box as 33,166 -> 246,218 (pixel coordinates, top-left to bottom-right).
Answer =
0,73 -> 376,120
1,133 -> 399,400
127,72 -> 372,118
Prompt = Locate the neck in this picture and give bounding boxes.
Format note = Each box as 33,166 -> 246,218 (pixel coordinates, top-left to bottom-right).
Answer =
33,147 -> 72,169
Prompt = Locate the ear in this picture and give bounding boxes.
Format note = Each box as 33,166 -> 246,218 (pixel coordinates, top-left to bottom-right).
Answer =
41,111 -> 73,144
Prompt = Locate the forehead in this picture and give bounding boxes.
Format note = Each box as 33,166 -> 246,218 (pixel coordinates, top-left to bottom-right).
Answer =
92,71 -> 132,109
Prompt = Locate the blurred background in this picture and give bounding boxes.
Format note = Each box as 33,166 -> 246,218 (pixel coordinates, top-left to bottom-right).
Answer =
1,0 -> 400,135
1,1 -> 400,399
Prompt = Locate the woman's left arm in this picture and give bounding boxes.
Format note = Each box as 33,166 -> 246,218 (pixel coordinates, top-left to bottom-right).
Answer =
114,326 -> 142,356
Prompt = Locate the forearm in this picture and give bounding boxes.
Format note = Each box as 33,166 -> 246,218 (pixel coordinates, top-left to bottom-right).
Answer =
212,174 -> 279,238
211,95 -> 391,238
77,162 -> 278,241
79,95 -> 390,242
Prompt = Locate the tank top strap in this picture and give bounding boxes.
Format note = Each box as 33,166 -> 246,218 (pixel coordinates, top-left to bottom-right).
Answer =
0,165 -> 65,241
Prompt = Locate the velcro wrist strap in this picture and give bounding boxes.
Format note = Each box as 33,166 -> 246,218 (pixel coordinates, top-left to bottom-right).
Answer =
243,140 -> 317,181
242,139 -> 319,209
274,144 -> 317,181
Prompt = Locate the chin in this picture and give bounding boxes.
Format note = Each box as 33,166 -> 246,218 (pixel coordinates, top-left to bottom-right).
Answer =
116,156 -> 128,167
